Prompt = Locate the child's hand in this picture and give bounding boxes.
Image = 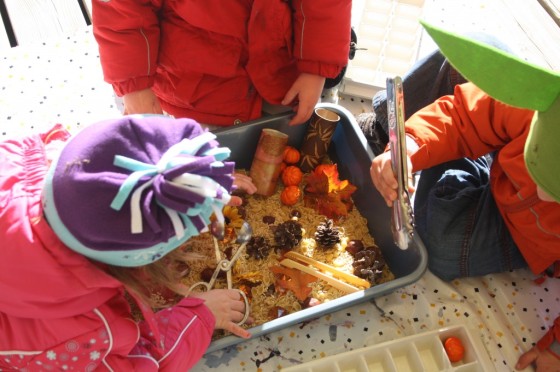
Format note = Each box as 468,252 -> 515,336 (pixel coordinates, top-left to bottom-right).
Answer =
228,173 -> 257,206
282,73 -> 326,125
233,173 -> 257,195
123,88 -> 163,115
370,151 -> 415,207
192,289 -> 252,339
516,346 -> 560,371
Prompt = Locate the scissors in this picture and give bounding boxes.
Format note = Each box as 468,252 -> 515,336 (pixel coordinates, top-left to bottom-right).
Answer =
387,76 -> 415,250
188,220 -> 252,325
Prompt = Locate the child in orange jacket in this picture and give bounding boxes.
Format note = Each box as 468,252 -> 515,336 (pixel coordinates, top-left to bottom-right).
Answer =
369,24 -> 560,371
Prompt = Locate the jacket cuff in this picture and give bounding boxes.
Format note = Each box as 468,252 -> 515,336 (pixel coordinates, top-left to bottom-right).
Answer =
112,76 -> 155,97
297,60 -> 343,79
175,297 -> 216,330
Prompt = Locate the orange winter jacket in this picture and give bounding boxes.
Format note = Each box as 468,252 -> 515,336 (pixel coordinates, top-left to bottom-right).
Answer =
92,0 -> 351,126
406,83 -> 560,277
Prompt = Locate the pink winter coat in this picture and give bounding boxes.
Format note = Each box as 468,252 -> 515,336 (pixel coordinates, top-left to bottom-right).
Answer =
92,0 -> 352,126
0,125 -> 216,371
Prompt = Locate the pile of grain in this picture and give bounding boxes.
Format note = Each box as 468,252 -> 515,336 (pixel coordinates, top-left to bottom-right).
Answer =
181,184 -> 394,335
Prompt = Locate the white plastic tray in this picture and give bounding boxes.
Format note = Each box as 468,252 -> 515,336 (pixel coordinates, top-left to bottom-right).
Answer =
282,325 -> 495,372
342,0 -> 426,99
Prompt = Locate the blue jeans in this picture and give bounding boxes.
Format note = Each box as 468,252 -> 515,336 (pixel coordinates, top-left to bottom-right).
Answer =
371,34 -> 527,281
413,157 -> 527,281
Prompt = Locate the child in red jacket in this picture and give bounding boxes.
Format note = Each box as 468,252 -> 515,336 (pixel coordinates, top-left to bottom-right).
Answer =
369,23 -> 560,371
0,115 -> 256,370
92,0 -> 351,127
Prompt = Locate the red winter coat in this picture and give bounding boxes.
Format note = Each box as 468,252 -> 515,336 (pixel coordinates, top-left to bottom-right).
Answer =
92,0 -> 351,126
0,125 -> 216,371
406,83 -> 560,277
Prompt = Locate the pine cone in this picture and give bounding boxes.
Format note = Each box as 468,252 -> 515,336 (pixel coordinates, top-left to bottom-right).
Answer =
352,248 -> 385,285
273,220 -> 303,249
314,219 -> 341,248
246,236 -> 272,260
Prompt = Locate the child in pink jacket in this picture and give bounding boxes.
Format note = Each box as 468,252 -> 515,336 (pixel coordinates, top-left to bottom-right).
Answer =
0,116 -> 256,370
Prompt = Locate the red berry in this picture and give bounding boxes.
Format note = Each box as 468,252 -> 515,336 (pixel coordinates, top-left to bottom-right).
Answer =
444,336 -> 465,362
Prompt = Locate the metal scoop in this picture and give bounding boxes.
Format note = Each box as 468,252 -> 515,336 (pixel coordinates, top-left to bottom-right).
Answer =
189,219 -> 253,326
387,76 -> 415,250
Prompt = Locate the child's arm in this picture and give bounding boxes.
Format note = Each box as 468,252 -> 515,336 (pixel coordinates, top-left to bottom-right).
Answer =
92,0 -> 161,98
134,292 -> 249,370
284,0 -> 351,125
402,83 -> 534,171
291,0 -> 352,78
122,88 -> 163,115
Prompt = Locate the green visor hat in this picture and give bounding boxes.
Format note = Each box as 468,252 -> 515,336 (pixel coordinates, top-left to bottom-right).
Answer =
421,21 -> 560,202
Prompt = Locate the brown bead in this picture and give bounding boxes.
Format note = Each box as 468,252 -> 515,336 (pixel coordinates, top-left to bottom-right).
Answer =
290,209 -> 302,219
262,215 -> 276,224
346,239 -> 364,256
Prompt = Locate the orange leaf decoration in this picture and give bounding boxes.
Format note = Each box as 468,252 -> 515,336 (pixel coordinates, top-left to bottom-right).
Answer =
303,164 -> 357,220
270,265 -> 317,301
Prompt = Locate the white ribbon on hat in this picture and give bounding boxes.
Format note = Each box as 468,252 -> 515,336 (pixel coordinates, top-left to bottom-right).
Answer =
110,132 -> 232,239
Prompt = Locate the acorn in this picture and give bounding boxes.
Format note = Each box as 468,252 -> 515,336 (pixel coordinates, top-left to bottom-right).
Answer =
346,239 -> 364,256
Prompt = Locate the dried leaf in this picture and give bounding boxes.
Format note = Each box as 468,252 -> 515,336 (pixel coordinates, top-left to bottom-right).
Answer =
304,168 -> 330,194
313,193 -> 352,219
270,265 -> 317,301
303,164 -> 357,220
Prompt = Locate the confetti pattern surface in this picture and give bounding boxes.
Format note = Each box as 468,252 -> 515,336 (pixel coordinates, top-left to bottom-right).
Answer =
1,27 -> 558,372
194,270 -> 558,372
0,28 -> 120,140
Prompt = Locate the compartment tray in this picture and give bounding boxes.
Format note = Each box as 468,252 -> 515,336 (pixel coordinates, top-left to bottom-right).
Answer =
282,325 -> 494,372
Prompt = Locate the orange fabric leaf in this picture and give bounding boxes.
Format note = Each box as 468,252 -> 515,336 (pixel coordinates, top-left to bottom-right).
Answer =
312,193 -> 353,219
304,167 -> 330,194
319,164 -> 348,193
270,265 -> 317,301
303,164 -> 357,220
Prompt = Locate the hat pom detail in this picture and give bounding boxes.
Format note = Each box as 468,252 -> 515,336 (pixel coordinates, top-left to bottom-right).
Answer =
110,132 -> 233,239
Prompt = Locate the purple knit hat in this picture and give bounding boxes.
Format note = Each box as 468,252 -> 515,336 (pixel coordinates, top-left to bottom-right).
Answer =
42,115 -> 235,267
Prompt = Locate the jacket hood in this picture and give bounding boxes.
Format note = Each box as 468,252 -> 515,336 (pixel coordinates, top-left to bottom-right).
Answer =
0,125 -> 122,319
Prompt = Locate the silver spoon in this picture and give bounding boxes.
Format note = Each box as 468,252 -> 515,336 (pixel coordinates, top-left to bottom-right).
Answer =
210,219 -> 225,241
235,221 -> 253,244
